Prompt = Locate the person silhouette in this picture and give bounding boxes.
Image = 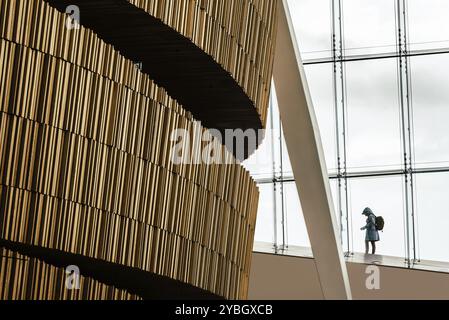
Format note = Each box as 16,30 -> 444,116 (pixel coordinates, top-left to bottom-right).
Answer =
360,207 -> 379,254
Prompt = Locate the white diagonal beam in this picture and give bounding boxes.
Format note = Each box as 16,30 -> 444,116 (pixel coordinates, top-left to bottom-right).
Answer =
273,0 -> 352,300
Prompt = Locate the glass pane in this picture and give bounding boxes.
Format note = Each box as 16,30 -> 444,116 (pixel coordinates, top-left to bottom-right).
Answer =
269,87 -> 283,178
280,129 -> 293,178
345,58 -> 403,172
411,54 -> 449,169
348,176 -> 406,258
329,179 -> 345,247
408,0 -> 449,51
343,0 -> 397,56
304,63 -> 337,173
243,103 -> 275,180
279,64 -> 337,177
287,0 -> 332,60
330,179 -> 339,221
284,182 -> 311,248
415,172 -> 449,262
254,183 -> 275,244
282,180 -> 337,249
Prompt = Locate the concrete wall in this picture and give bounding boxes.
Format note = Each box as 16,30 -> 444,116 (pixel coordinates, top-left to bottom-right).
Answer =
248,252 -> 449,300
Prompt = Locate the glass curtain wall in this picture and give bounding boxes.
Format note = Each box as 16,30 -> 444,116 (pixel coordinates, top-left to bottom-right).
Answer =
244,0 -> 449,265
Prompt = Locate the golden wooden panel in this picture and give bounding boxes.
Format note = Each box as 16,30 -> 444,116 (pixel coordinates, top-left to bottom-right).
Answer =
0,248 -> 141,300
0,185 -> 251,298
0,0 -> 260,299
0,113 -> 255,274
129,0 -> 278,126
0,0 -> 187,116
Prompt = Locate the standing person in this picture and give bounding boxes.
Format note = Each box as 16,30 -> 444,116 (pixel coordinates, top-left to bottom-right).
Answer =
360,207 -> 379,254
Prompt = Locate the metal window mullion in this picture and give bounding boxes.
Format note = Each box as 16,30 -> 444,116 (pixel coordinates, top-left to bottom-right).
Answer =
402,0 -> 419,264
303,48 -> 449,66
269,94 -> 278,251
331,0 -> 343,251
396,0 -> 416,267
333,0 -> 351,255
279,118 -> 287,250
396,0 -> 410,266
254,166 -> 449,185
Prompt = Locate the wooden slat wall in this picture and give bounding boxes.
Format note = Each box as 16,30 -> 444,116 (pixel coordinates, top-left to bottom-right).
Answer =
129,0 -> 278,127
0,0 -> 259,300
0,248 -> 141,300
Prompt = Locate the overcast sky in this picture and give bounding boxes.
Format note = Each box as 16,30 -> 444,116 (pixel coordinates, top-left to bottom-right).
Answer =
244,0 -> 449,262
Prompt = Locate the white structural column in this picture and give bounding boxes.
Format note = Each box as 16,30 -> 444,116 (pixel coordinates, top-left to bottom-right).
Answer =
273,0 -> 352,300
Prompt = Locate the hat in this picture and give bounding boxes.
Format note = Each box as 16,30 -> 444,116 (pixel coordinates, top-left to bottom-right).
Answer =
363,207 -> 373,215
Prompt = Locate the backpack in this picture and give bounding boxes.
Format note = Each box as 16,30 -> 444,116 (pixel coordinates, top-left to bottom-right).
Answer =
375,216 -> 385,231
